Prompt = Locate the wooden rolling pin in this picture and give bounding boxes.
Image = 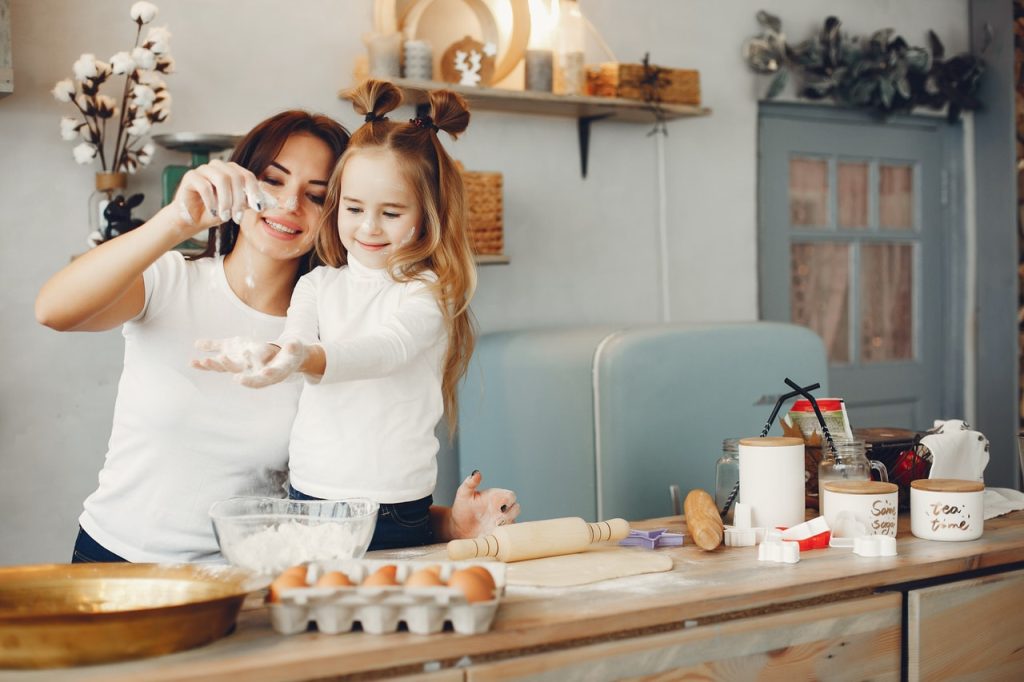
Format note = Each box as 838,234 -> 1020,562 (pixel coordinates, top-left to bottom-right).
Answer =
684,488 -> 723,551
446,517 -> 631,562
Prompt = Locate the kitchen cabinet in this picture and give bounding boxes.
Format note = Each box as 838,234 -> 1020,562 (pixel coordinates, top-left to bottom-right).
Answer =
465,594 -> 901,680
907,567 -> 1024,680
7,512 -> 1024,681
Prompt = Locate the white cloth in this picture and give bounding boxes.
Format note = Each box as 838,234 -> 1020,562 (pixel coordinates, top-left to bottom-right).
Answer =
280,257 -> 446,503
79,252 -> 301,563
984,487 -> 1024,520
921,419 -> 989,481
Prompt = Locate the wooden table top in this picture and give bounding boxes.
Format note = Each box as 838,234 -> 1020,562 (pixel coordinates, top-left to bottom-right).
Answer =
5,511 -> 1024,681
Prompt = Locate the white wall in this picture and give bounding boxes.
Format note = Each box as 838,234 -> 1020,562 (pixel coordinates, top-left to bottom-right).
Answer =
0,0 -> 969,564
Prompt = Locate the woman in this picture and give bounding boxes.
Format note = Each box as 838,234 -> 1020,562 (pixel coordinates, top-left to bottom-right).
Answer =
36,110 -> 516,563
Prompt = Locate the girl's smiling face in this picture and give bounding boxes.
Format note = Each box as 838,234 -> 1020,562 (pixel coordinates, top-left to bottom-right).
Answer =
237,132 -> 333,260
337,149 -> 422,269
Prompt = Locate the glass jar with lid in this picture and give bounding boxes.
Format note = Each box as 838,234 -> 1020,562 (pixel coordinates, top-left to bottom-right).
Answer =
818,438 -> 889,516
715,438 -> 740,523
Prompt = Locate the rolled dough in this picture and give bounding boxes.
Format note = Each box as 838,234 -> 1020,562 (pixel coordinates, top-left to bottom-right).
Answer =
506,546 -> 673,587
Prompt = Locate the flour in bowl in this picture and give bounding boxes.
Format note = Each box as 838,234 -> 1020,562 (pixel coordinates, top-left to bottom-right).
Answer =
227,521 -> 367,573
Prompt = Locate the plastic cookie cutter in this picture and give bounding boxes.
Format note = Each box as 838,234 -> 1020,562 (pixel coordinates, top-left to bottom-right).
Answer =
724,527 -> 759,547
828,511 -> 869,546
757,539 -> 800,564
779,516 -> 831,551
852,535 -> 898,557
619,528 -> 684,550
725,502 -> 764,547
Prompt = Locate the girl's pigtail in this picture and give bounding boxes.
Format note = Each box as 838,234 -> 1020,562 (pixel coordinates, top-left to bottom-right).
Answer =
425,89 -> 476,432
345,79 -> 403,124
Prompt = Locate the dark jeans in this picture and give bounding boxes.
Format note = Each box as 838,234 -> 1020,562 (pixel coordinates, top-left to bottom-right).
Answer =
72,526 -> 128,563
287,486 -> 434,551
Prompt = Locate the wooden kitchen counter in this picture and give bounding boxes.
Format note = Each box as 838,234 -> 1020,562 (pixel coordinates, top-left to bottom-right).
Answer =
5,512 -> 1024,681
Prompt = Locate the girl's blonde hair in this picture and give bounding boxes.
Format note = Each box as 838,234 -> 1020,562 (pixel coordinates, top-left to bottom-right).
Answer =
317,79 -> 477,433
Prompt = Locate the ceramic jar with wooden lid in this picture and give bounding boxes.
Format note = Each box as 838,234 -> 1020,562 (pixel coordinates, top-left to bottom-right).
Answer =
822,480 -> 899,538
910,479 -> 985,541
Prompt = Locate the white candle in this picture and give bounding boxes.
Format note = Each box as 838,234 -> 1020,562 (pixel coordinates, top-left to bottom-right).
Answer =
738,437 -> 805,530
403,40 -> 432,81
525,49 -> 553,92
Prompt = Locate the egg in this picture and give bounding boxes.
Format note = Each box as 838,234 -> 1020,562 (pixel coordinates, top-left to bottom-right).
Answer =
267,570 -> 308,603
279,564 -> 308,580
405,566 -> 446,588
463,566 -> 496,593
361,564 -> 399,587
448,568 -> 494,603
315,571 -> 354,588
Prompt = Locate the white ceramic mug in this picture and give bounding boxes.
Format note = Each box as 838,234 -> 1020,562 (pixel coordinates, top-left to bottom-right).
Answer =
738,436 -> 805,530
910,479 -> 985,541
822,480 -> 899,538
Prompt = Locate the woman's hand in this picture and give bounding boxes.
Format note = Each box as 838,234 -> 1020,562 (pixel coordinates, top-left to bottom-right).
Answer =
191,337 -> 308,388
173,160 -> 263,237
448,471 -> 521,539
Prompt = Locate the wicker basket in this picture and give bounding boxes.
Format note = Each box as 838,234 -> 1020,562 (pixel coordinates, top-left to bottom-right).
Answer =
586,62 -> 701,106
461,168 -> 504,256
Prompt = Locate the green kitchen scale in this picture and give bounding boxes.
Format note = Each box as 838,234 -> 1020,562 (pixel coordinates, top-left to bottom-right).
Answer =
152,132 -> 243,251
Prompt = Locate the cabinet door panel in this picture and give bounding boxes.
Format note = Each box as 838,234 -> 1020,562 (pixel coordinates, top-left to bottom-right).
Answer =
467,593 -> 901,681
908,567 -> 1024,680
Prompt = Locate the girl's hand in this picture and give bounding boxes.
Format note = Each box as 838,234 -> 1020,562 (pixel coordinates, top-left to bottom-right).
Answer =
173,160 -> 263,235
236,340 -> 307,388
191,336 -> 279,374
449,471 -> 521,538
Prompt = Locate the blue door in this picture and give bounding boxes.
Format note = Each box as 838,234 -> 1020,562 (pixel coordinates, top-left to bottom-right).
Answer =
758,103 -> 963,430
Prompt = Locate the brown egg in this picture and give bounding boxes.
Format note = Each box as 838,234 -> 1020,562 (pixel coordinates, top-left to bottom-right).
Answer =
279,564 -> 308,580
448,568 -> 494,603
315,571 -> 354,588
361,564 -> 399,587
267,571 -> 307,603
405,567 -> 446,588
463,566 -> 496,593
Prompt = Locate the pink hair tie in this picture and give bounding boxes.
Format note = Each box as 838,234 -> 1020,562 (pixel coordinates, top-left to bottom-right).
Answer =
410,115 -> 439,132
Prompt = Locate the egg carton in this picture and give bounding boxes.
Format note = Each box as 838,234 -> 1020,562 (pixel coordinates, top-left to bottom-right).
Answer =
269,558 -> 506,636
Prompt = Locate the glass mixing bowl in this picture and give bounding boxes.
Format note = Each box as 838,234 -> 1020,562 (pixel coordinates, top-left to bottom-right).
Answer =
209,497 -> 378,574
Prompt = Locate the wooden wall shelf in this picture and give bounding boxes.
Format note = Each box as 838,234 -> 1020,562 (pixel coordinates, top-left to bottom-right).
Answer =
475,253 -> 509,266
340,77 -> 711,176
383,77 -> 710,123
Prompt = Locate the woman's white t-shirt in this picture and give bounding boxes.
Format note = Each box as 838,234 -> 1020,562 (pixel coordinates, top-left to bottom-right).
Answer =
79,252 -> 302,563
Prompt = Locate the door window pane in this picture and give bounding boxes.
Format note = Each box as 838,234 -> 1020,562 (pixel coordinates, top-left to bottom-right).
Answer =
879,164 -> 914,230
789,157 -> 829,228
860,243 -> 913,362
837,162 -> 868,229
791,243 -> 850,363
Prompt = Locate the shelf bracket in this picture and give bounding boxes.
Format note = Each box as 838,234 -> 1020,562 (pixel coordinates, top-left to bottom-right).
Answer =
577,114 -> 613,178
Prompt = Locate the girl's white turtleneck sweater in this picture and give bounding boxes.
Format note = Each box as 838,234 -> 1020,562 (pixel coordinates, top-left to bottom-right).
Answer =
280,256 -> 446,503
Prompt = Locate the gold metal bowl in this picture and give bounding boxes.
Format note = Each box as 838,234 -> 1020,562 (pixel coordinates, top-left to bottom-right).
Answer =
0,563 -> 268,669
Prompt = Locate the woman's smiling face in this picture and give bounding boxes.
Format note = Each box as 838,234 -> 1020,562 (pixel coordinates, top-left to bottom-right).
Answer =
237,132 -> 334,260
337,149 -> 422,269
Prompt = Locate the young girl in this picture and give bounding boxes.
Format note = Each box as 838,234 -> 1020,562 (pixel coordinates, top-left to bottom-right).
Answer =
194,80 -> 519,549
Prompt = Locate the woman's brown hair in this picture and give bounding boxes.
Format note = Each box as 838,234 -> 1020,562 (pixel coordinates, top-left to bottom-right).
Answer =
318,79 -> 477,432
193,110 -> 350,277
